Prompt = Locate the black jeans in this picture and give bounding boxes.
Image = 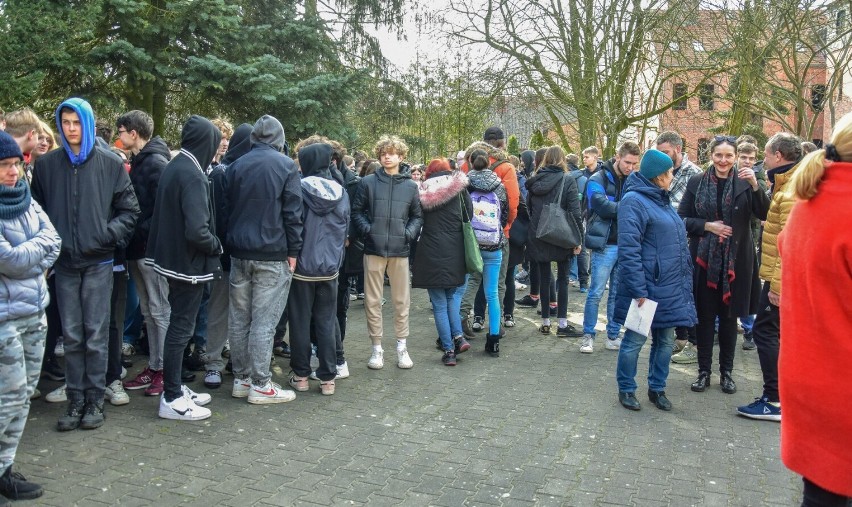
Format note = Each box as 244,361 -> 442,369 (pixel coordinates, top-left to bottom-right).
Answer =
274,304 -> 289,341
753,281 -> 780,401
675,326 -> 697,344
539,260 -> 568,319
107,270 -> 128,385
802,478 -> 852,507
695,272 -> 738,374
288,279 -> 337,381
337,272 -> 351,342
163,279 -> 205,402
43,273 -> 62,367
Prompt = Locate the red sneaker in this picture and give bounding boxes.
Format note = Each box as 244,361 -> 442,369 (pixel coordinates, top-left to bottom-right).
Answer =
124,367 -> 154,390
144,370 -> 164,396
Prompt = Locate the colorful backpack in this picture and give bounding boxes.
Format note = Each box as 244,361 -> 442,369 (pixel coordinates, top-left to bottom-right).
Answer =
469,189 -> 502,246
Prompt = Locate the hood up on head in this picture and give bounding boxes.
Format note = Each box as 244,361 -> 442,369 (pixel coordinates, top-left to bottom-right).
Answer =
180,115 -> 222,171
250,115 -> 286,152
520,150 -> 536,176
298,143 -> 334,180
55,97 -> 96,165
418,170 -> 469,210
220,123 -> 253,166
623,170 -> 669,206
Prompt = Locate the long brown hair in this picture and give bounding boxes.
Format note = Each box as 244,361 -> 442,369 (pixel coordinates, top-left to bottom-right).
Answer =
540,145 -> 568,172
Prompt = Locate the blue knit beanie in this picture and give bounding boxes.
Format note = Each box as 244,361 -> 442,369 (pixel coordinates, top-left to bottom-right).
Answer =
0,131 -> 23,161
639,149 -> 673,180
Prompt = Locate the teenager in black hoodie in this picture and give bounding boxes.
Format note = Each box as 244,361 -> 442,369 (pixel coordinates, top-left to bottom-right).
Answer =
146,115 -> 222,421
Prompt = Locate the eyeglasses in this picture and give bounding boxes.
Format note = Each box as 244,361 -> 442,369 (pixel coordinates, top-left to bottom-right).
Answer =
714,135 -> 737,143
117,129 -> 129,135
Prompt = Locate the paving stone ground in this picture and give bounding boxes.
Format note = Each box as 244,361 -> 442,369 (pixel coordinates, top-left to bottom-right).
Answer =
18,284 -> 801,506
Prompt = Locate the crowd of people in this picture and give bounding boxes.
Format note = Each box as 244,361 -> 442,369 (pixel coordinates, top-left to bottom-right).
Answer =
0,99 -> 849,506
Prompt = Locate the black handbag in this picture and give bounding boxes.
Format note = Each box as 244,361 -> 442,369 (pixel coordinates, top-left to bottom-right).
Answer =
535,175 -> 582,249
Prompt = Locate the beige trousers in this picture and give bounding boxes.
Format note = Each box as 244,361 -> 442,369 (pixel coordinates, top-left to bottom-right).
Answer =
363,255 -> 410,345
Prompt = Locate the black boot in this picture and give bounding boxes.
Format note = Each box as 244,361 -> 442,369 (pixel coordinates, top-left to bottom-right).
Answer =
57,397 -> 85,431
484,334 -> 500,357
720,371 -> 737,394
0,467 -> 43,500
648,390 -> 672,411
619,392 -> 641,411
80,399 -> 105,430
184,347 -> 206,371
691,371 -> 711,392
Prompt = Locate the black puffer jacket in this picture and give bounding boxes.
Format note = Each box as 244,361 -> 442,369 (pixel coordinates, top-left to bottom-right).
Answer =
411,170 -> 471,289
467,168 -> 508,252
526,166 -> 583,263
341,167 -> 364,274
352,167 -> 423,257
127,136 -> 170,260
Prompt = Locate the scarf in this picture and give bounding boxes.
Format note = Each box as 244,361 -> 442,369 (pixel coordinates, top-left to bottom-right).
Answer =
0,179 -> 32,220
693,166 -> 736,304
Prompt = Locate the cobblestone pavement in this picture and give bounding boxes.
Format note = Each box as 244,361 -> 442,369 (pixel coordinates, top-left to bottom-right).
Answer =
19,284 -> 801,506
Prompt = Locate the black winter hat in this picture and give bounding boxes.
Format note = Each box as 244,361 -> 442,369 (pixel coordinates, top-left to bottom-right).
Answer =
483,126 -> 505,142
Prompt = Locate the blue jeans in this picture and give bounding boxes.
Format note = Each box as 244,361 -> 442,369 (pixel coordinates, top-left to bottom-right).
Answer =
582,245 -> 621,338
228,258 -> 292,385
480,249 -> 502,335
740,314 -> 755,333
428,286 -> 464,351
616,327 -> 675,393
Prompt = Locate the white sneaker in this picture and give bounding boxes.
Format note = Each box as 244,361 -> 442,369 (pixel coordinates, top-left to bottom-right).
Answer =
104,379 -> 130,406
336,361 -> 350,379
397,348 -> 414,369
54,336 -> 64,357
247,381 -> 296,404
367,349 -> 384,370
121,343 -> 135,357
514,281 -> 528,291
46,384 -> 67,403
181,385 -> 211,406
158,394 -> 211,421
580,335 -> 594,354
605,337 -> 622,350
232,377 -> 251,398
121,366 -> 127,380
311,361 -> 351,380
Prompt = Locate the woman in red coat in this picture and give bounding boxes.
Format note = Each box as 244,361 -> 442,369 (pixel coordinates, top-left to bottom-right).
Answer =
778,113 -> 852,506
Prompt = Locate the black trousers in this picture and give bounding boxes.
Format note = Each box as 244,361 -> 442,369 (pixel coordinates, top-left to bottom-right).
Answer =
288,278 -> 338,381
695,275 -> 738,374
163,280 -> 205,402
107,270 -> 128,385
802,478 -> 852,507
43,273 -> 63,368
753,281 -> 781,402
539,260 -> 568,320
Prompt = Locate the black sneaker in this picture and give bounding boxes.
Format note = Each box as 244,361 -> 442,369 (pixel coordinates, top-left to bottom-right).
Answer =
556,324 -> 584,337
273,340 -> 291,358
435,338 -> 444,351
0,467 -> 43,500
41,358 -> 65,382
184,348 -> 206,371
454,336 -> 471,354
471,316 -> 485,332
742,332 -> 756,350
441,351 -> 457,366
80,400 -> 105,430
484,334 -> 500,357
57,399 -> 85,431
514,295 -> 539,307
181,368 -> 196,382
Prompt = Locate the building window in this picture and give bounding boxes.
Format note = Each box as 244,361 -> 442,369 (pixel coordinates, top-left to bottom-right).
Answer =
698,138 -> 710,164
693,41 -> 705,52
669,41 -> 679,51
673,83 -> 688,110
811,84 -> 827,111
699,84 -> 715,111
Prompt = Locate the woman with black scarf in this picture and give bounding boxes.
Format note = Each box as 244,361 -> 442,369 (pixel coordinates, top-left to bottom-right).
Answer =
678,136 -> 770,394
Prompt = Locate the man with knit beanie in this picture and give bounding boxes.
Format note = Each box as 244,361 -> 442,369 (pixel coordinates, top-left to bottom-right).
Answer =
31,98 -> 139,432
0,130 -> 62,504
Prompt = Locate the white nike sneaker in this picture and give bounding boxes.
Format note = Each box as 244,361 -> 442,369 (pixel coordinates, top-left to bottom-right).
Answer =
181,385 -> 211,406
158,394 -> 211,421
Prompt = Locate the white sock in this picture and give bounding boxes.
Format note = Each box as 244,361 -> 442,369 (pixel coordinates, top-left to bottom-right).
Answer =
372,345 -> 383,353
397,339 -> 407,350
542,318 -> 550,326
558,318 -> 568,328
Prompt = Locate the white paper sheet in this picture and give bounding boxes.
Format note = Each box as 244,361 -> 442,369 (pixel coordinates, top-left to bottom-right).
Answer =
624,299 -> 658,337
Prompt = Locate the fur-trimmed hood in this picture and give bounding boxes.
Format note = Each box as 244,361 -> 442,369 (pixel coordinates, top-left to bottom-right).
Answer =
419,170 -> 469,210
464,141 -> 509,163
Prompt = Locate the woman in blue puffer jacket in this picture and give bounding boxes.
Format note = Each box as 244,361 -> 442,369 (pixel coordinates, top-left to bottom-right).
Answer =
613,149 -> 697,412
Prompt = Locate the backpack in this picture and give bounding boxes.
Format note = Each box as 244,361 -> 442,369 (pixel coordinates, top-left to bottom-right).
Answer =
470,189 -> 502,246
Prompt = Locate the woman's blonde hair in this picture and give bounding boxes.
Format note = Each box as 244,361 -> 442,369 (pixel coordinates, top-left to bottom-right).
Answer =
38,120 -> 56,150
790,111 -> 852,200
540,145 -> 568,172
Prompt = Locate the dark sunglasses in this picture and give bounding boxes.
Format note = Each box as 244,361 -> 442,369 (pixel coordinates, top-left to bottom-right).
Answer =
714,135 -> 737,143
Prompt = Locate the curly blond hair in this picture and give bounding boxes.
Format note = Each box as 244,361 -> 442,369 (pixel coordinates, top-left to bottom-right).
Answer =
374,135 -> 408,159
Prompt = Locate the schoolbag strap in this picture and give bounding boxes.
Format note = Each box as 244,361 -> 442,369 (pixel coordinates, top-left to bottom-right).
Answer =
459,193 -> 470,223
488,160 -> 505,172
554,174 -> 568,207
